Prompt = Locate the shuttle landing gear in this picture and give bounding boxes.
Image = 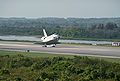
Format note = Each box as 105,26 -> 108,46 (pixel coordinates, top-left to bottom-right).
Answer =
42,44 -> 47,47
52,44 -> 56,47
42,44 -> 56,47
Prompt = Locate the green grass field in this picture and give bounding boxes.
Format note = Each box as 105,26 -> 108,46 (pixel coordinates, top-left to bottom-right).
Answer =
0,50 -> 120,63
62,37 -> 120,42
0,50 -> 73,58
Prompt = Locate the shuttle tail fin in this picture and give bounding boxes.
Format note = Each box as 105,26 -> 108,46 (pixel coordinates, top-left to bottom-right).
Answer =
43,29 -> 47,37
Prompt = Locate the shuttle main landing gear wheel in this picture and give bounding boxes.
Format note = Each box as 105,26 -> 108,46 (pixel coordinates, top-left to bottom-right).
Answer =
42,44 -> 47,47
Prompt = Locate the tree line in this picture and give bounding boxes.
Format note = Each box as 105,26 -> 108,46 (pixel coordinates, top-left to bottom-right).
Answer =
0,17 -> 120,39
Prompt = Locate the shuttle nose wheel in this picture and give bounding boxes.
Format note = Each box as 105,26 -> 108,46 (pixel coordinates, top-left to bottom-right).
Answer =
44,45 -> 47,47
42,44 -> 47,47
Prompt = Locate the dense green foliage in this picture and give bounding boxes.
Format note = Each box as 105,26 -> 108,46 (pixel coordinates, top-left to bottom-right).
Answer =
0,54 -> 120,81
0,17 -> 120,39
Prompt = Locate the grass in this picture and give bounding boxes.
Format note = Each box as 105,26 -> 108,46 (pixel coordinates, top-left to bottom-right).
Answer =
89,57 -> 120,63
0,39 -> 34,42
61,37 -> 120,42
63,43 -> 120,48
0,50 -> 120,63
0,50 -> 73,58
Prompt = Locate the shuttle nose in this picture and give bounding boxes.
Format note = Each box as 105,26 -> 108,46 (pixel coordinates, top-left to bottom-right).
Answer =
56,35 -> 60,39
54,35 -> 60,39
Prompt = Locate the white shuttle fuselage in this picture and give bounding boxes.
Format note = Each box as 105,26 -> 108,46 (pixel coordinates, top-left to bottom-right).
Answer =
41,29 -> 59,47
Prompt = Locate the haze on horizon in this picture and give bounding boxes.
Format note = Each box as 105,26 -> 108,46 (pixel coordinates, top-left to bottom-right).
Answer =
0,0 -> 120,18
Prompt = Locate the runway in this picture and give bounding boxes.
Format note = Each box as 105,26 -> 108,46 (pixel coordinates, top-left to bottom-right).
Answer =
0,41 -> 120,58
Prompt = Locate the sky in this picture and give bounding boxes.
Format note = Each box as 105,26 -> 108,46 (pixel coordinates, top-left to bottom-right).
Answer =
0,0 -> 120,18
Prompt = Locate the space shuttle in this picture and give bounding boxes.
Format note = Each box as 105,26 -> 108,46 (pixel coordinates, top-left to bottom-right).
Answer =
41,29 -> 60,47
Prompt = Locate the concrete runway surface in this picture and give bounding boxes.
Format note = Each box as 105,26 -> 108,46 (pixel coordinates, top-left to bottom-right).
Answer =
0,41 -> 120,58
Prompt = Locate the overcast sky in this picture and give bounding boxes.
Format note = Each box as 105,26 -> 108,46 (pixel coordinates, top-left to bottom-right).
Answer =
0,0 -> 120,18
